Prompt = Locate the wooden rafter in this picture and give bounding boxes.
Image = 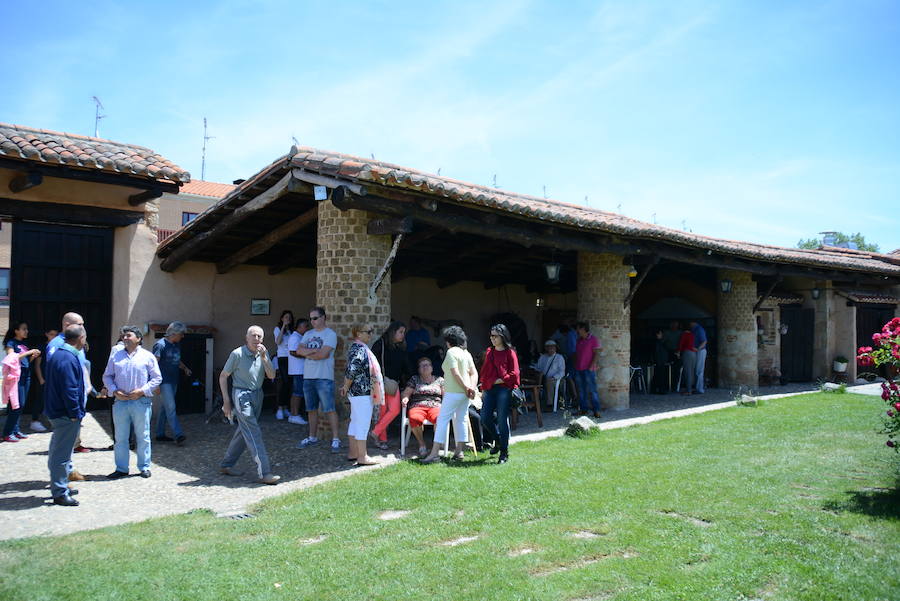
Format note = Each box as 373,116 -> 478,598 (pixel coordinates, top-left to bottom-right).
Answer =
216,206 -> 318,274
160,172 -> 304,272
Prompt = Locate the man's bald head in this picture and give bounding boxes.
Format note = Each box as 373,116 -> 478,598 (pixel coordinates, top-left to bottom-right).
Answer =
62,312 -> 84,329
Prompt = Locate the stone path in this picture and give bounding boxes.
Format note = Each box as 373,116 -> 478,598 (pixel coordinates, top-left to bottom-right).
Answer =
0,382 -> 878,541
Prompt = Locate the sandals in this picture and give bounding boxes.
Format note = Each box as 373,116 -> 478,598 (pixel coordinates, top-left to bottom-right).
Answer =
420,455 -> 441,464
376,441 -> 389,451
418,446 -> 428,457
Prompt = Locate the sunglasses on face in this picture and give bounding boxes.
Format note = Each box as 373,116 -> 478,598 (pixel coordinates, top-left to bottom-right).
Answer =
310,315 -> 322,320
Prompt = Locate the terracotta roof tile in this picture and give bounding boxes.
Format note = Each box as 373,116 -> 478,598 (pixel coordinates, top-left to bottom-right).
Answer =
287,147 -> 900,277
845,292 -> 899,305
0,123 -> 190,184
179,180 -> 236,198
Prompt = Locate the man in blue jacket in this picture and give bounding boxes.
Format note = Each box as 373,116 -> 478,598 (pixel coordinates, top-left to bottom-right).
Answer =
44,325 -> 87,507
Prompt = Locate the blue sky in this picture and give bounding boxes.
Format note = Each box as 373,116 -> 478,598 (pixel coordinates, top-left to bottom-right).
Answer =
2,1 -> 898,251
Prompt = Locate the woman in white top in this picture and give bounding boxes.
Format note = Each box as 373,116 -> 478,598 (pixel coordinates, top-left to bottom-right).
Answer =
421,326 -> 477,464
273,310 -> 294,419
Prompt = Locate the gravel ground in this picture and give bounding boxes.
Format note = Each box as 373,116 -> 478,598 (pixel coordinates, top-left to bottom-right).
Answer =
1,381 -> 867,541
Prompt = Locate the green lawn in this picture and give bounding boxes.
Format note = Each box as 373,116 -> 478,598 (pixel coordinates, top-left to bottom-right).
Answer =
4,393 -> 899,601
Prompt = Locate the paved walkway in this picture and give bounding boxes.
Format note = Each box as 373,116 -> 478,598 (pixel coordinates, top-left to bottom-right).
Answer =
0,382 -> 880,540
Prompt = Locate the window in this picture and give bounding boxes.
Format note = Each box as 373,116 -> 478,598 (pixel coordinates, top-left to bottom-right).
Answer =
182,212 -> 199,226
0,268 -> 9,307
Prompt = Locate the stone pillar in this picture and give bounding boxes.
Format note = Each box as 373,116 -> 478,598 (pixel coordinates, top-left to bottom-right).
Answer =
717,269 -> 758,389
315,199 -> 393,382
577,252 -> 630,409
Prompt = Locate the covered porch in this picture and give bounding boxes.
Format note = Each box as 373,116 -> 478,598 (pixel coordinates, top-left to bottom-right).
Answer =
156,147 -> 900,409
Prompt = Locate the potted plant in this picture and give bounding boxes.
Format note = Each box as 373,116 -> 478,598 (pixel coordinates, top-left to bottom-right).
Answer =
834,355 -> 849,373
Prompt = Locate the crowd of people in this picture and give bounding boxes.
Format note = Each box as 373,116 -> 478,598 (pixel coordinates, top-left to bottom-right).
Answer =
3,306 -> 623,507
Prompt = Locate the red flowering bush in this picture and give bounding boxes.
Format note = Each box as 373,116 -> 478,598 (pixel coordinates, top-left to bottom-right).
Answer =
858,317 -> 900,452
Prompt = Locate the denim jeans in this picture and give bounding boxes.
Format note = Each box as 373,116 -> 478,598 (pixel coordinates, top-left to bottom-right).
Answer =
695,348 -> 707,393
47,416 -> 81,498
221,387 -> 271,479
303,378 -> 336,413
113,397 -> 152,472
155,382 -> 184,438
2,371 -> 30,437
481,386 -> 512,452
574,369 -> 600,412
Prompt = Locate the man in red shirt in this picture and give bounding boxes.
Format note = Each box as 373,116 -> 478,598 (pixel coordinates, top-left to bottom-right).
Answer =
574,321 -> 602,417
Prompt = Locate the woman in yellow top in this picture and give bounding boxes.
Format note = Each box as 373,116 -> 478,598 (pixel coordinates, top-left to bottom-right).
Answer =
421,326 -> 477,463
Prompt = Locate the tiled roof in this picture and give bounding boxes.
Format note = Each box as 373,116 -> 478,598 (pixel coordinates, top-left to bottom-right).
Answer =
767,291 -> 804,305
179,180 -> 235,198
159,146 -> 900,278
845,292 -> 899,305
0,123 -> 190,184
288,147 -> 900,277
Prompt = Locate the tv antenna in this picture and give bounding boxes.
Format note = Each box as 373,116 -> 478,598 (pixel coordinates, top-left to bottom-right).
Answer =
201,118 -> 215,181
542,185 -> 547,199
492,174 -> 497,188
91,96 -> 106,137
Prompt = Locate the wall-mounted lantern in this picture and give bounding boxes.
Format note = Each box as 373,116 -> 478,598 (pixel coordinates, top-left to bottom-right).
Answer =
627,265 -> 638,278
810,288 -> 821,300
535,297 -> 545,308
720,279 -> 733,293
544,262 -> 562,284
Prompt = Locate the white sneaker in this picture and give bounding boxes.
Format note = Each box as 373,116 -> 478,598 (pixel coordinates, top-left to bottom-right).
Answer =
275,408 -> 286,420
30,421 -> 47,432
287,415 -> 308,425
331,438 -> 343,454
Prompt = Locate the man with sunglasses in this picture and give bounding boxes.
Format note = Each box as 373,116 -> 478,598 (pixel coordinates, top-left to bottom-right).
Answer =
295,307 -> 341,453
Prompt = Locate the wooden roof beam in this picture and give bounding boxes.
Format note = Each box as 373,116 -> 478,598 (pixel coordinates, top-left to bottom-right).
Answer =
8,171 -> 42,193
160,173 -> 306,272
331,186 -> 641,256
217,206 -> 318,274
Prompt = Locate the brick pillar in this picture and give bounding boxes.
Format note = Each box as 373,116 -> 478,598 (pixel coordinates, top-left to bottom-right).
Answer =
577,252 -> 631,410
717,269 -> 758,389
315,199 -> 393,382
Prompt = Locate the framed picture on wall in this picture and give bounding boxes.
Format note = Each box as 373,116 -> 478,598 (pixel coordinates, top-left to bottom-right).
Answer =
250,298 -> 270,316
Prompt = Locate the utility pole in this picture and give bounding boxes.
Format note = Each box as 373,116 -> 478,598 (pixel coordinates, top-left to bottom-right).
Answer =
91,96 -> 106,137
201,118 -> 215,181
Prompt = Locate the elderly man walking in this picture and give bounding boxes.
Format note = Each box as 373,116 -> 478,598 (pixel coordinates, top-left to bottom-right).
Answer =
44,325 -> 87,507
103,326 -> 162,479
219,326 -> 280,485
153,321 -> 192,445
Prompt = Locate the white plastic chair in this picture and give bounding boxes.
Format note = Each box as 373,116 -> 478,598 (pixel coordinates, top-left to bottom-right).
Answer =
400,408 -> 474,458
550,378 -> 565,412
629,366 -> 646,393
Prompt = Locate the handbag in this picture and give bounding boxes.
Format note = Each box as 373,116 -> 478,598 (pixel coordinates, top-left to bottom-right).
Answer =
491,349 -> 525,408
511,387 -> 526,408
379,340 -> 399,396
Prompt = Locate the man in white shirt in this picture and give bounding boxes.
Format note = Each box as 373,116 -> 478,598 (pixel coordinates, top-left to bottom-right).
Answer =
286,318 -> 310,425
535,340 -> 567,409
295,306 -> 341,453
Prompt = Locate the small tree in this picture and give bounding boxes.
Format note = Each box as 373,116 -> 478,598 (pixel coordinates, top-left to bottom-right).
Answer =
798,232 -> 880,252
858,317 -> 900,452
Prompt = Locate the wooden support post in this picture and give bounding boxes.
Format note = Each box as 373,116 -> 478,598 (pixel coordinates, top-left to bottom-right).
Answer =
753,276 -> 783,313
623,256 -> 659,308
217,206 -> 318,273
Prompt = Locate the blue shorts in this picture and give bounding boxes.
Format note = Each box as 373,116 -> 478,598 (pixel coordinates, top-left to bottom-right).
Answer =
291,374 -> 304,397
303,378 -> 336,413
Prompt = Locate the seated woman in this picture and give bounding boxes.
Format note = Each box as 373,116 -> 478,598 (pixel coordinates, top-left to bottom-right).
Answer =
401,356 -> 444,457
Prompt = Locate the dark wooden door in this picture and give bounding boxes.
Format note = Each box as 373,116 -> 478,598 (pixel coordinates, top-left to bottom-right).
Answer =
780,306 -> 814,381
10,222 -> 113,396
153,332 -> 209,414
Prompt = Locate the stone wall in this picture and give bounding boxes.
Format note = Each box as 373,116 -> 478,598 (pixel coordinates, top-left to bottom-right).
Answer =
577,252 -> 630,409
717,269 -> 758,388
315,199 -> 393,378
